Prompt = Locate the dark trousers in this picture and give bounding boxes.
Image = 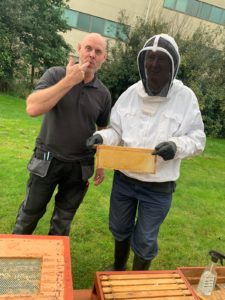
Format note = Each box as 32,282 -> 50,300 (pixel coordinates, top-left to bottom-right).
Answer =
13,158 -> 89,235
109,171 -> 173,260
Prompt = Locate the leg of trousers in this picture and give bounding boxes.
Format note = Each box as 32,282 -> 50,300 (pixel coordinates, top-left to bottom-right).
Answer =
13,158 -> 88,235
12,172 -> 56,234
12,203 -> 46,234
48,160 -> 88,235
109,171 -> 172,260
48,206 -> 77,236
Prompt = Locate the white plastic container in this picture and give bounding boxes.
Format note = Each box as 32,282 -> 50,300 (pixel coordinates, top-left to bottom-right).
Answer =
197,262 -> 217,296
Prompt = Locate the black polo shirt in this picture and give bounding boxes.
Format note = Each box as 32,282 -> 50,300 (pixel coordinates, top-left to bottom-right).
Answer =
34,67 -> 111,161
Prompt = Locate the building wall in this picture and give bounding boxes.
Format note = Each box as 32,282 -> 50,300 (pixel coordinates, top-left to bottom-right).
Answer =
67,0 -> 149,22
205,0 -> 225,6
62,0 -> 150,53
61,0 -> 225,53
148,0 -> 225,40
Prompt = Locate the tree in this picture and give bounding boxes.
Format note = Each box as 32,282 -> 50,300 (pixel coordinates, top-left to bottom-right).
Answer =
0,0 -> 71,91
0,0 -> 25,90
99,17 -> 168,105
99,15 -> 225,137
178,27 -> 225,137
20,0 -> 71,86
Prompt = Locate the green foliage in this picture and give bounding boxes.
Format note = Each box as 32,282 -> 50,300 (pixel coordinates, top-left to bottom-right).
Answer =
99,18 -> 168,104
99,15 -> 225,137
177,26 -> 225,137
0,0 -> 71,91
0,1 -> 24,90
0,94 -> 225,289
1,5 -> 225,135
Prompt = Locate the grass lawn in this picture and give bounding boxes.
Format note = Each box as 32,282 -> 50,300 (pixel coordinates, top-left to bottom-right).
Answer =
0,93 -> 225,289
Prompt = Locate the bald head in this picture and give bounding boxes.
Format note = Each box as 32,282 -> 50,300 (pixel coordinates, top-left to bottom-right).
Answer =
77,33 -> 107,76
80,33 -> 107,52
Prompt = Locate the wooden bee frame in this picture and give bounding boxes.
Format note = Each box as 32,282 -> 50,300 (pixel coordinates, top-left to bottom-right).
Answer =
96,145 -> 156,173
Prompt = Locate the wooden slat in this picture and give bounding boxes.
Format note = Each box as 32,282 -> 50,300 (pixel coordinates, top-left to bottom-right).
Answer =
100,273 -> 181,280
101,278 -> 184,286
122,297 -> 195,300
103,283 -> 187,293
187,276 -> 225,284
103,289 -> 192,299
96,145 -> 156,173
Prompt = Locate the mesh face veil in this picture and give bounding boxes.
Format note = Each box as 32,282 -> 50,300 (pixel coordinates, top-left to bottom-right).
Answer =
137,34 -> 180,97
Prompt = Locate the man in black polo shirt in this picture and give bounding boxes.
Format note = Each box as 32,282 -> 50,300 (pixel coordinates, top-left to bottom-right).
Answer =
13,33 -> 111,235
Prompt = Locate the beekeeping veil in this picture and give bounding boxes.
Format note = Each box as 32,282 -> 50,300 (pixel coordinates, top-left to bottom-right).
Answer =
137,34 -> 180,97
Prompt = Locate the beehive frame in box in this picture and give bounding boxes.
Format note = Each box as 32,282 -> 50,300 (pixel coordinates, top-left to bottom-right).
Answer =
0,234 -> 73,300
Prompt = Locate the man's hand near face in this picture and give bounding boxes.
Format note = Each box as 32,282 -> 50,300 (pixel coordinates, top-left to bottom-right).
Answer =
65,57 -> 90,87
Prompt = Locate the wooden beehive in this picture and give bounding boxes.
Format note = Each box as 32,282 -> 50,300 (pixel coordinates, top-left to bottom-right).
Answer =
0,234 -> 73,300
91,270 -> 199,300
178,267 -> 225,300
96,145 -> 156,173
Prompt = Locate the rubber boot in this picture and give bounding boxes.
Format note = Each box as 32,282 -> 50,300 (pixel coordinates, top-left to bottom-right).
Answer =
48,206 -> 75,236
106,239 -> 130,271
132,254 -> 151,270
12,205 -> 45,234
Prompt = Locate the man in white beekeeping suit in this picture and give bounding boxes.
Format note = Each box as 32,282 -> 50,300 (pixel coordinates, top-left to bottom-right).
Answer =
87,33 -> 206,270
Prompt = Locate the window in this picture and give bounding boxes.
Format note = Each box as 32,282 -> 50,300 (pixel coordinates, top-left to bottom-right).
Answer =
104,20 -> 117,38
221,11 -> 225,25
163,0 -> 225,25
63,9 -> 78,28
116,24 -> 128,41
209,7 -> 223,24
176,0 -> 188,13
164,0 -> 176,9
63,9 -> 129,40
91,17 -> 105,35
197,3 -> 211,20
77,12 -> 91,31
186,0 -> 200,17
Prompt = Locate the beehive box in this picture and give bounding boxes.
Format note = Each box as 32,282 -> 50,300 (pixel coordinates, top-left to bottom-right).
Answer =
178,267 -> 225,300
91,270 -> 199,300
96,145 -> 156,173
0,234 -> 73,300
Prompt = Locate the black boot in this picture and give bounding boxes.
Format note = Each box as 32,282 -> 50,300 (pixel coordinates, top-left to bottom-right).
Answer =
106,239 -> 130,271
48,206 -> 75,236
132,254 -> 151,270
12,205 -> 45,234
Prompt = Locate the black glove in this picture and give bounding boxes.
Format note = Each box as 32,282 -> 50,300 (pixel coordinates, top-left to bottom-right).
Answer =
152,141 -> 177,161
86,134 -> 103,149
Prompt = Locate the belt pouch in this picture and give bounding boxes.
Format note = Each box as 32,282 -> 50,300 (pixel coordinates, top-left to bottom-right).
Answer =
27,154 -> 52,178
